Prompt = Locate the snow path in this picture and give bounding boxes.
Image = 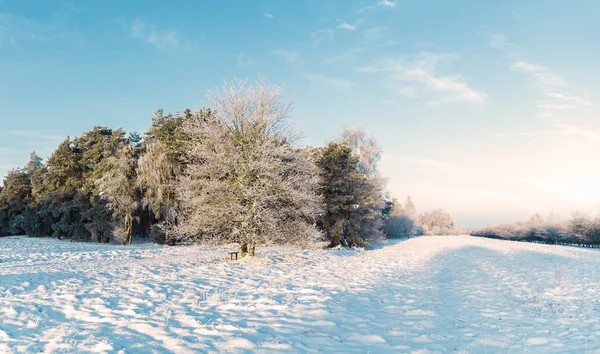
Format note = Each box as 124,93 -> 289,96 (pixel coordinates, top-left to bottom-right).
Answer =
1,236 -> 600,353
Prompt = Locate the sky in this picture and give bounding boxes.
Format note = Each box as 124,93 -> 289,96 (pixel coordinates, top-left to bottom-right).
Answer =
1,0 -> 599,227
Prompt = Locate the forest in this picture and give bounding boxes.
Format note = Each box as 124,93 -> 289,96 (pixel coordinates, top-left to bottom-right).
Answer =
0,79 -> 457,253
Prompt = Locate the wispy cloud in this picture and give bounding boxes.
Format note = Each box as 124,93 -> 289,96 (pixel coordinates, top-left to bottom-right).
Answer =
236,54 -> 253,68
493,35 -> 592,120
364,26 -> 388,40
337,22 -> 356,31
9,130 -> 65,142
130,19 -> 193,50
500,124 -> 600,143
263,13 -> 273,19
377,0 -> 397,8
272,49 -> 299,64
305,73 -> 354,90
546,93 -> 591,106
510,61 -> 568,88
510,60 -> 592,117
359,53 -> 486,104
0,12 -> 82,47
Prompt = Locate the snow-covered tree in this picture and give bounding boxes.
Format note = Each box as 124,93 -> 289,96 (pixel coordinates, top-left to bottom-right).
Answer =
404,196 -> 416,219
419,209 -> 455,235
385,197 -> 415,238
340,127 -> 382,177
176,79 -> 322,255
95,144 -> 140,245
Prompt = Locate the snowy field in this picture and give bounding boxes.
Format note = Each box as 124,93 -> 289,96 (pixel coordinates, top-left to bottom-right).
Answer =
1,236 -> 600,353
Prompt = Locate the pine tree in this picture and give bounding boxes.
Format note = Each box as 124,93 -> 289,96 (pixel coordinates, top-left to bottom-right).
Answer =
317,141 -> 381,247
95,144 -> 140,245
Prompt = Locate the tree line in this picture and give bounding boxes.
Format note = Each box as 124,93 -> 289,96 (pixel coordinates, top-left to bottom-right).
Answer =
0,79 -> 457,253
470,212 -> 600,247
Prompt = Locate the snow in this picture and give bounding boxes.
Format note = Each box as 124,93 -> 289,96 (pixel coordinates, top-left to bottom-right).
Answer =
1,235 -> 600,353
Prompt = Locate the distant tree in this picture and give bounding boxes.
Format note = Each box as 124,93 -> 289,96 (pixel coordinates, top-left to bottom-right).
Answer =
385,197 -> 415,238
340,127 -> 382,177
176,79 -> 322,255
419,209 -> 455,235
404,196 -> 416,219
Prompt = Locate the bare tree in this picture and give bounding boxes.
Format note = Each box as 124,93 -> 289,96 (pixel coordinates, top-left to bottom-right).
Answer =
176,79 -> 322,255
340,127 -> 382,177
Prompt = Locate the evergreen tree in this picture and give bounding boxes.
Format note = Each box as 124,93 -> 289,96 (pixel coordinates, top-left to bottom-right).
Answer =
317,141 -> 374,247
42,137 -> 84,196
95,143 -> 140,245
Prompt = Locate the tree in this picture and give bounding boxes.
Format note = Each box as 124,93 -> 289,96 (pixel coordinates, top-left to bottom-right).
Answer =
137,140 -> 181,233
317,127 -> 386,247
317,141 -> 384,247
385,197 -> 414,238
340,127 -> 382,177
95,144 -> 140,245
42,137 -> 84,197
176,79 -> 322,255
404,196 -> 416,219
419,209 -> 455,235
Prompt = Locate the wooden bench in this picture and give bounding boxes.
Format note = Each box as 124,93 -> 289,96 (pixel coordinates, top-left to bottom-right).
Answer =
228,251 -> 239,261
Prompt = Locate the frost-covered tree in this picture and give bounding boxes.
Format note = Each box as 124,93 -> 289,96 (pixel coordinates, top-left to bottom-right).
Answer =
318,126 -> 387,246
317,141 -> 384,247
95,144 -> 140,245
340,127 -> 382,177
176,79 -> 322,255
138,141 -> 181,219
419,209 -> 455,235
385,197 -> 415,238
404,196 -> 416,219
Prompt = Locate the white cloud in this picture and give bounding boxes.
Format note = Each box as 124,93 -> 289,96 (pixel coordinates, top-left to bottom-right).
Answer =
509,59 -> 592,119
377,0 -> 397,8
546,92 -> 591,106
130,19 -> 192,50
337,22 -> 356,31
272,49 -> 299,64
359,53 -> 486,104
263,13 -> 273,19
502,124 -> 600,143
537,103 -> 573,111
510,61 -> 567,88
305,73 -> 354,90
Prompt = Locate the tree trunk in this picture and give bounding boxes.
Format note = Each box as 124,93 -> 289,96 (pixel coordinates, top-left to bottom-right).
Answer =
240,236 -> 248,257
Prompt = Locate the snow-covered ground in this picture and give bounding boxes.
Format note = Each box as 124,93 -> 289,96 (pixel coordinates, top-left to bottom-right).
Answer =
1,236 -> 600,353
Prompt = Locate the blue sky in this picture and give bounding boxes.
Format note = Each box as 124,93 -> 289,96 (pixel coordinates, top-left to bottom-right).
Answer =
1,0 -> 599,227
